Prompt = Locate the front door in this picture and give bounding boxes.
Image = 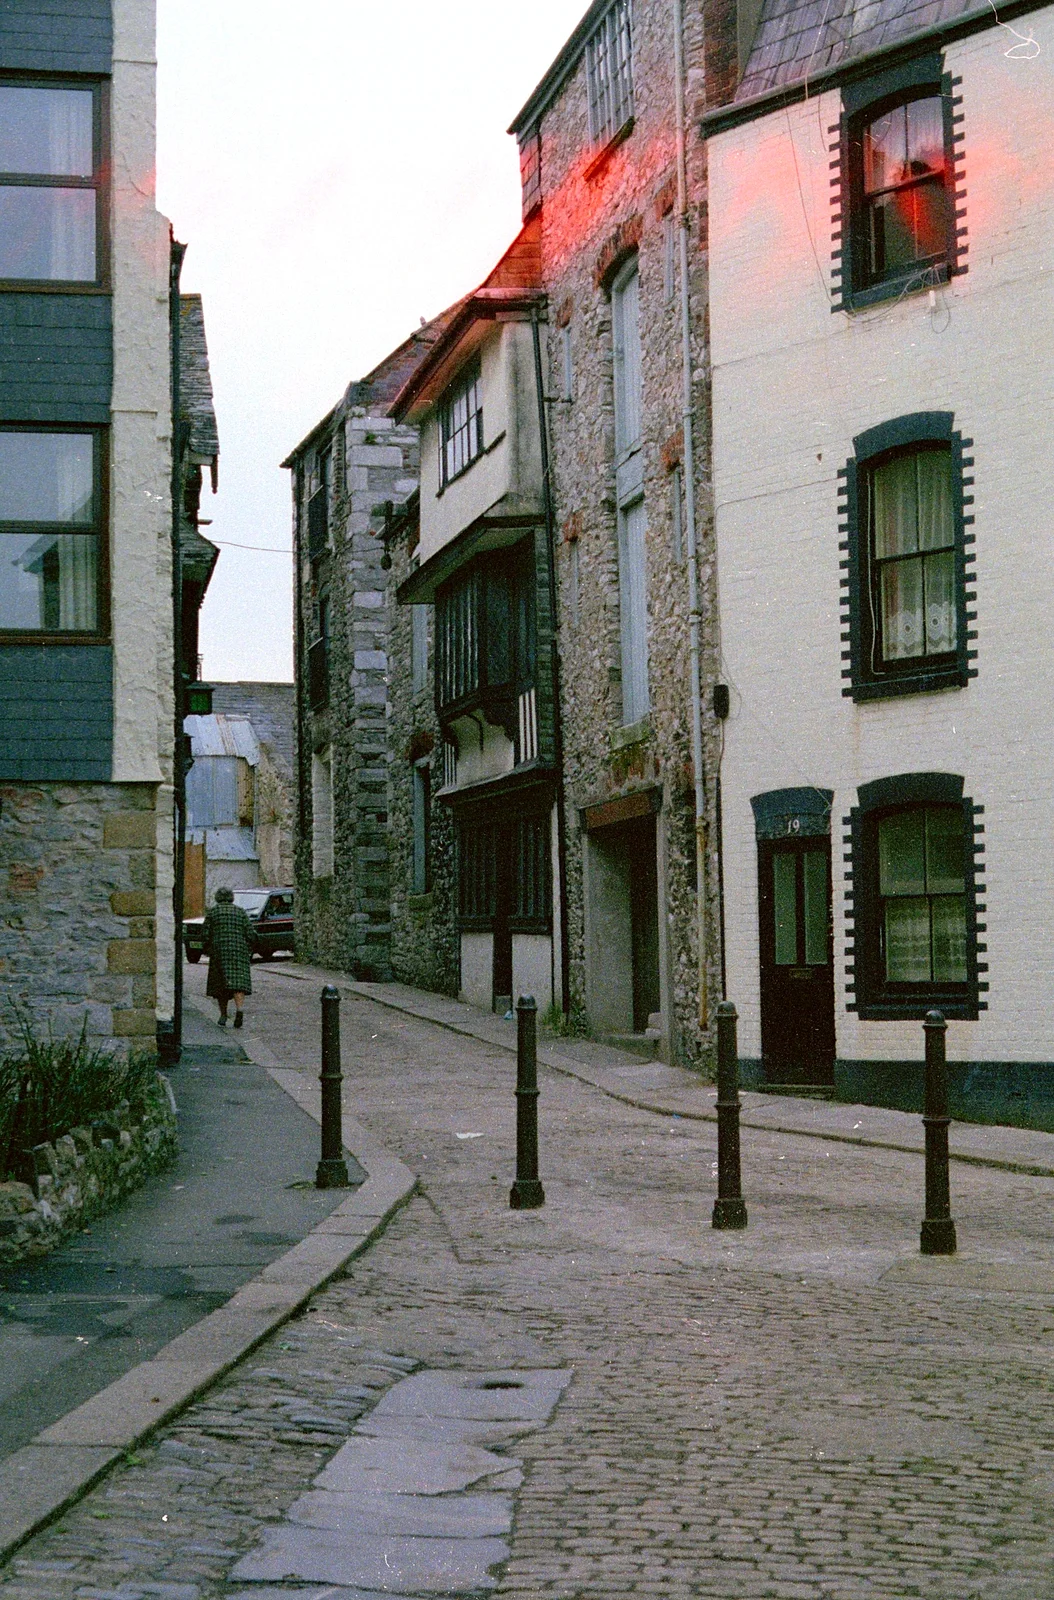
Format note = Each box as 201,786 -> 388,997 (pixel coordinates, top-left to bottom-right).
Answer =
758,837 -> 835,1085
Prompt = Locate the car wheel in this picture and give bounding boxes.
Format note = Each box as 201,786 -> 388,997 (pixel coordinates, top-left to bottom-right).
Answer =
186,951 -> 201,964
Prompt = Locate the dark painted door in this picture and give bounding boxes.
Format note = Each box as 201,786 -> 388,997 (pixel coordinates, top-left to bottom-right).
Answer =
628,816 -> 660,1032
758,838 -> 835,1085
491,827 -> 513,1011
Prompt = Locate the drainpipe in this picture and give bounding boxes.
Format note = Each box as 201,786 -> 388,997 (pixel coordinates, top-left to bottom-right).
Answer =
166,234 -> 188,1066
673,0 -> 710,1034
530,305 -> 571,1017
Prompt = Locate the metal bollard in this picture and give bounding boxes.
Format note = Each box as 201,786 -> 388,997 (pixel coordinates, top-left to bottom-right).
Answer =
920,1010 -> 957,1255
316,985 -> 350,1188
712,1000 -> 748,1230
510,994 -> 545,1209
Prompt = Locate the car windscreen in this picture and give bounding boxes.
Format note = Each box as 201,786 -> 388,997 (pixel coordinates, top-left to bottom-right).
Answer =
232,890 -> 270,916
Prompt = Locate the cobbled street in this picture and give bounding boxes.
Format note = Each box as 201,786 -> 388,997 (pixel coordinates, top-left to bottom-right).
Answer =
3,962 -> 1054,1600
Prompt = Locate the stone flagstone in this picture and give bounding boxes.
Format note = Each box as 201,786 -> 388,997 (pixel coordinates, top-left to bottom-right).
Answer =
227,1526 -> 507,1592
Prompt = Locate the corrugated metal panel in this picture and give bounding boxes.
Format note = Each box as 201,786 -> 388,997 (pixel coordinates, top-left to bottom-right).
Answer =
206,827 -> 259,862
186,755 -> 240,828
184,713 -> 260,764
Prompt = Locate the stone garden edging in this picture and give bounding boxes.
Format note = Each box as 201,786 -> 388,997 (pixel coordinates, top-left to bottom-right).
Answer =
0,1077 -> 178,1263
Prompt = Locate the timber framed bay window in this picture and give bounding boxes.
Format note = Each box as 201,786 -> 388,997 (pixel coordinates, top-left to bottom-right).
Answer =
0,81 -> 104,285
0,427 -> 106,635
586,0 -> 633,150
439,359 -> 483,487
833,55 -> 965,311
435,542 -> 539,762
845,773 -> 985,1020
457,811 -> 552,933
840,413 -> 975,702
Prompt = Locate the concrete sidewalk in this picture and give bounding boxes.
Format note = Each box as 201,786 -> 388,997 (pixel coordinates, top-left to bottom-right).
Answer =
266,962 -> 1054,1179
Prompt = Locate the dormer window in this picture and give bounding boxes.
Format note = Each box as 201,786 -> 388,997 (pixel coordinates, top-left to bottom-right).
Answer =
440,359 -> 483,487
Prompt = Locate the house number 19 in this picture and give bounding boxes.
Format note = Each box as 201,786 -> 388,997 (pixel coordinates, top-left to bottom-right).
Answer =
786,817 -> 801,834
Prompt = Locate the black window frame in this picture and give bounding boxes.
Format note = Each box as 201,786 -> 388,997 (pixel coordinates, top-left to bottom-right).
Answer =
439,358 -> 483,488
0,76 -> 108,292
840,412 -> 976,703
0,422 -> 108,641
834,53 -> 964,313
435,542 -> 536,725
845,772 -> 986,1021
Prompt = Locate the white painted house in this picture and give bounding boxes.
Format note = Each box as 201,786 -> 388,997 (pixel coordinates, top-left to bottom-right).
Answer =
704,0 -> 1054,1124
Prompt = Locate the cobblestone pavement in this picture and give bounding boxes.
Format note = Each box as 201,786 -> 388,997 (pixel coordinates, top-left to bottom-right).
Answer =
2,962 -> 1053,1600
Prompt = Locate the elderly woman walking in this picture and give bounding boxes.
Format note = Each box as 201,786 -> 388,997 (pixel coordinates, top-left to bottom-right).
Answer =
204,886 -> 254,1028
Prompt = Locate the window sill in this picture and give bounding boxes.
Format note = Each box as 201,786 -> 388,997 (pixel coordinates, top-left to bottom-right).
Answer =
0,632 -> 110,646
611,715 -> 650,751
855,996 -> 978,1022
584,117 -> 635,181
0,280 -> 109,295
843,260 -> 949,313
849,664 -> 967,703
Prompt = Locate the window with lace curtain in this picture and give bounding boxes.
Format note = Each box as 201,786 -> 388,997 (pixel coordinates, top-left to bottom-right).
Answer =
841,413 -> 973,702
0,82 -> 101,284
0,428 -> 104,635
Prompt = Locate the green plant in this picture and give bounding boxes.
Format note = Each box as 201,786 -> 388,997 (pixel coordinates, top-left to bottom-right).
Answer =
540,1002 -> 593,1040
0,1009 -> 160,1181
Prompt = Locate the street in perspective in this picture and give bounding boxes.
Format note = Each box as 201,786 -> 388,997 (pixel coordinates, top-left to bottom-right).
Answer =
2,0 -> 1054,1596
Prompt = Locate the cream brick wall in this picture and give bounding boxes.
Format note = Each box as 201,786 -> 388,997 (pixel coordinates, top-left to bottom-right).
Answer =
708,14 -> 1054,1065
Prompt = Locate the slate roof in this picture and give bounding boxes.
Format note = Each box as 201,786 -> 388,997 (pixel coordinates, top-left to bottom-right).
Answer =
737,0 -> 982,99
179,294 -> 220,466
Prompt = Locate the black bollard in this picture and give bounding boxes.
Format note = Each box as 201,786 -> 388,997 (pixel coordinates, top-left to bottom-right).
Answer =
920,1009 -> 957,1255
510,994 -> 545,1209
316,985 -> 350,1188
712,1000 -> 748,1230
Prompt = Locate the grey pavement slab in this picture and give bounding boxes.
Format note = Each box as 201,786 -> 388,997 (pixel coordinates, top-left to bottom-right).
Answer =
370,1368 -> 572,1423
288,1489 -> 514,1538
229,1525 -> 507,1592
315,1436 -> 517,1497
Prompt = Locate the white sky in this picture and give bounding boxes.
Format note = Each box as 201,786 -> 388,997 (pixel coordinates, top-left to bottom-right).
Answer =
156,0 -> 588,684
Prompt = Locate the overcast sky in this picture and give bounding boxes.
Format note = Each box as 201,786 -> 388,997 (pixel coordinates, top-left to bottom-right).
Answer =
155,0 -> 587,684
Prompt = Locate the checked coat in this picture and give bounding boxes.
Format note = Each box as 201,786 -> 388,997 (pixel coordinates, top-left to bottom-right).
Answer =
204,902 -> 254,998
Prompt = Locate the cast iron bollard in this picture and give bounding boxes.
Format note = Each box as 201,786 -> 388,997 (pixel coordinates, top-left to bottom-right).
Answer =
510,994 -> 545,1209
920,1009 -> 957,1255
712,999 -> 748,1230
316,985 -> 350,1189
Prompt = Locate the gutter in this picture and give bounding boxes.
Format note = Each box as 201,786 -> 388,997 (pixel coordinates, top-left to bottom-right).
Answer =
530,306 -> 572,1017
673,0 -> 710,1035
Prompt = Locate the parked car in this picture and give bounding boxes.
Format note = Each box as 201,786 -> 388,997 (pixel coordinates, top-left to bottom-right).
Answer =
183,888 -> 296,963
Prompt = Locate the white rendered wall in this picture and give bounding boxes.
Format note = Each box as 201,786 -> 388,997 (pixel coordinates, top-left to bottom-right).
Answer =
512,934 -> 554,1016
417,323 -> 543,566
460,932 -> 493,1011
708,15 -> 1054,1065
111,0 -> 176,1021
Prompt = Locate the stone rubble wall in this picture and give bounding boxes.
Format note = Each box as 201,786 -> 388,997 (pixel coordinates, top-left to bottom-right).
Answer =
0,782 -> 160,1057
534,0 -> 723,1067
0,1077 -> 177,1262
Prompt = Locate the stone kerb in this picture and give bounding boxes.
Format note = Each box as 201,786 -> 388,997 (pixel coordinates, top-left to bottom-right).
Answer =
0,1078 -> 177,1262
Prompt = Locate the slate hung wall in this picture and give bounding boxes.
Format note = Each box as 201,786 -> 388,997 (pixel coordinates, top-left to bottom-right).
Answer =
0,0 -> 175,1053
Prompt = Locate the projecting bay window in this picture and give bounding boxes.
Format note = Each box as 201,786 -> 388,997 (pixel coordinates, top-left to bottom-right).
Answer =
586,0 -> 634,150
0,428 -> 104,636
435,545 -> 538,759
0,82 -> 101,284
440,359 -> 483,486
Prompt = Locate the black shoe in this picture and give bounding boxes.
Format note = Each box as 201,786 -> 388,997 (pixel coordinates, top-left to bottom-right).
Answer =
233,1012 -> 244,1029
217,1016 -> 227,1028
